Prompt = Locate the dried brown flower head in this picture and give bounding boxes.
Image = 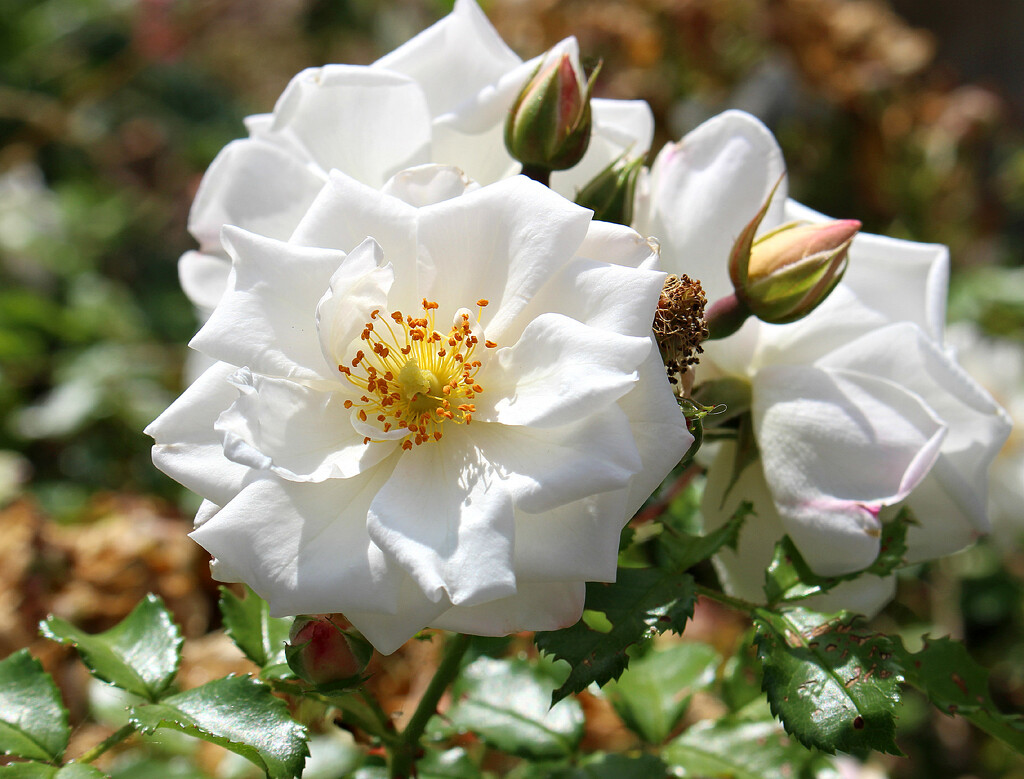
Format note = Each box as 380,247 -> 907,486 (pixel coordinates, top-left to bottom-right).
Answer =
653,274 -> 708,387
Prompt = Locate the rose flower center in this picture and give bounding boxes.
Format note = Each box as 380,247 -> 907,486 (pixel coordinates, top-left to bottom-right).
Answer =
338,298 -> 497,449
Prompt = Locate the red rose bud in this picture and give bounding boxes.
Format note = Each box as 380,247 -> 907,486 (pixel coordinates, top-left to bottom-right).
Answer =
286,614 -> 373,687
575,151 -> 644,226
504,51 -> 600,176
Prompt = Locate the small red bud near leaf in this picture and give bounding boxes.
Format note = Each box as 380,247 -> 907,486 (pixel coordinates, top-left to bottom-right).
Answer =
286,614 -> 373,687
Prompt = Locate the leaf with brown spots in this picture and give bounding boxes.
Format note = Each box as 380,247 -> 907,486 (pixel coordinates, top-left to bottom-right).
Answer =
754,607 -> 903,758
894,635 -> 1024,754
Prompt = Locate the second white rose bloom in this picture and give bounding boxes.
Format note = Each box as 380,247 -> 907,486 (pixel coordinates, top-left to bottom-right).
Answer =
179,0 -> 654,317
148,168 -> 691,653
637,110 -> 1011,612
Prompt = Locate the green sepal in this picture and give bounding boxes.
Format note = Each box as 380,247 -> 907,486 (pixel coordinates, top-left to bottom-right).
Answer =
129,676 -> 308,779
40,594 -> 182,702
0,649 -> 69,763
574,152 -> 644,226
728,176 -> 783,290
754,608 -> 903,758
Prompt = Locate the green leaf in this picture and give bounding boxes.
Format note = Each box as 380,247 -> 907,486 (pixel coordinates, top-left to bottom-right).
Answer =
535,570 -> 697,703
894,635 -> 1024,752
0,766 -> 108,779
754,608 -> 902,758
661,499 -> 752,572
764,510 -> 911,606
443,657 -> 583,761
546,753 -> 668,779
664,718 -> 826,779
603,642 -> 720,744
0,649 -> 69,762
40,594 -> 182,702
218,586 -> 291,672
129,676 -> 308,779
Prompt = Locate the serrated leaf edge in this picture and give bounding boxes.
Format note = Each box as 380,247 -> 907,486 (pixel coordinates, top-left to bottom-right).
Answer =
754,610 -> 903,757
0,649 -> 70,762
127,675 -> 308,779
38,594 -> 183,701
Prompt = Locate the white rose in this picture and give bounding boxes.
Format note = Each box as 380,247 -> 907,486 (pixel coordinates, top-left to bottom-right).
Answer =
636,110 -> 1011,612
179,0 -> 654,316
148,167 -> 691,653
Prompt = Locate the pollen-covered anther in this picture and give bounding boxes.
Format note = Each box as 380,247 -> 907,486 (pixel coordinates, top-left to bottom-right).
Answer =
340,298 -> 491,447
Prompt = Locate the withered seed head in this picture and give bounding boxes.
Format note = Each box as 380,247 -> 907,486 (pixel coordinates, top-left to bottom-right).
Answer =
653,274 -> 708,387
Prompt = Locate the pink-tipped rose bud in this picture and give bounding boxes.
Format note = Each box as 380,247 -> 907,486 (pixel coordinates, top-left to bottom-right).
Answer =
716,179 -> 859,331
737,218 -> 859,324
286,614 -> 373,687
504,50 -> 599,174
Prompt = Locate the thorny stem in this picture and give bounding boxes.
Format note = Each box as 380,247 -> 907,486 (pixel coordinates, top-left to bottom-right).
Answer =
388,632 -> 472,778
78,723 -> 135,764
695,583 -> 760,614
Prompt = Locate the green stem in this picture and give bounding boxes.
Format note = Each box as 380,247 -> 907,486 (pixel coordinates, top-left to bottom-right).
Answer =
388,632 -> 472,779
704,293 -> 751,340
77,723 -> 135,764
694,583 -> 760,614
519,164 -> 551,187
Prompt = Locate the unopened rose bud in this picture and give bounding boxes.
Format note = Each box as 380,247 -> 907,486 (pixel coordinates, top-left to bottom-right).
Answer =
738,218 -> 858,324
505,51 -> 600,178
575,152 -> 644,226
286,614 -> 373,687
707,180 -> 860,338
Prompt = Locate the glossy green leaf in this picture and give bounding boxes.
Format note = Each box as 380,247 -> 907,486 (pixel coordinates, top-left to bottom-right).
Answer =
444,657 -> 583,761
535,571 -> 697,703
0,765 -> 108,779
895,635 -> 1024,752
129,676 -> 308,779
0,649 -> 69,762
546,753 -> 668,778
754,608 -> 902,758
664,718 -> 828,779
603,642 -> 720,744
218,586 -> 291,672
40,594 -> 182,701
764,510 -> 910,606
